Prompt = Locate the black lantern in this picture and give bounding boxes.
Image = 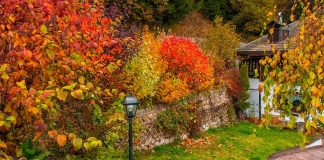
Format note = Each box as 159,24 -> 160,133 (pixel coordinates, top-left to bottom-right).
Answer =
122,95 -> 139,160
123,95 -> 139,118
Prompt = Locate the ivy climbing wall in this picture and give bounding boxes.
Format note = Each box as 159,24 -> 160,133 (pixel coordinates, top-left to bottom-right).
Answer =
136,88 -> 233,150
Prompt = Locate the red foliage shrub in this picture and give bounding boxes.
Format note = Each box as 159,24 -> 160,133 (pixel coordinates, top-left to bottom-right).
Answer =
221,69 -> 244,99
159,36 -> 214,91
211,57 -> 243,99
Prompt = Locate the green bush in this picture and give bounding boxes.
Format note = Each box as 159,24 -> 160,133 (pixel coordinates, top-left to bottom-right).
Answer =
227,106 -> 237,122
65,147 -> 127,160
20,139 -> 49,160
156,102 -> 197,136
104,99 -> 143,148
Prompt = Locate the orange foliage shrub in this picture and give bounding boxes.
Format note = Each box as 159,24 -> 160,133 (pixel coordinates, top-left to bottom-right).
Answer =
156,76 -> 190,103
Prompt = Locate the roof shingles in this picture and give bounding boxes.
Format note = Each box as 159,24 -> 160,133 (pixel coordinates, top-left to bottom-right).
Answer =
237,21 -> 300,57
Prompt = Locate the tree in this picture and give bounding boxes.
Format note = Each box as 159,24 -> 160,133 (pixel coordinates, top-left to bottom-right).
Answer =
230,0 -> 276,40
105,0 -> 195,26
240,64 -> 250,92
170,11 -> 214,38
105,0 -> 169,25
260,1 -> 323,135
201,0 -> 236,21
234,64 -> 250,119
202,16 -> 240,65
162,0 -> 195,25
200,0 -> 292,40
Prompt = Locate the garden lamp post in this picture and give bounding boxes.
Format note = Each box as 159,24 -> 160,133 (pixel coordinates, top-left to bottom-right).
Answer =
122,95 -> 139,160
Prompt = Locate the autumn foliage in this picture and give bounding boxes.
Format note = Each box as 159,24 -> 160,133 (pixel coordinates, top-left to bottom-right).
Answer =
156,76 -> 190,103
125,34 -> 214,103
0,0 -> 133,157
160,36 -> 214,92
124,30 -> 167,100
0,0 -> 232,158
260,1 -> 323,133
154,36 -> 215,103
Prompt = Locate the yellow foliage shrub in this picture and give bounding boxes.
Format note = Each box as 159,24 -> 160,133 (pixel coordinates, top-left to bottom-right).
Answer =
124,28 -> 167,99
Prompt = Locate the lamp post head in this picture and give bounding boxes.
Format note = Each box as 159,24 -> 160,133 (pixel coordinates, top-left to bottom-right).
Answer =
122,95 -> 139,118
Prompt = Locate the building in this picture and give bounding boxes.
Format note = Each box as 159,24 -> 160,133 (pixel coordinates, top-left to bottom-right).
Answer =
236,20 -> 300,119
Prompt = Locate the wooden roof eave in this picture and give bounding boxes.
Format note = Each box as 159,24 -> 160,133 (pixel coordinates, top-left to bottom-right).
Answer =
237,48 -> 290,59
237,50 -> 273,59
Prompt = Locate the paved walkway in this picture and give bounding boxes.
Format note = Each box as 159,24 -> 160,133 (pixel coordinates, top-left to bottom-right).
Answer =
275,147 -> 324,160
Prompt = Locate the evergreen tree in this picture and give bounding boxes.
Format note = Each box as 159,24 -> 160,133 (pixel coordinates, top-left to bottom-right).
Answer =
234,64 -> 250,119
239,64 -> 250,91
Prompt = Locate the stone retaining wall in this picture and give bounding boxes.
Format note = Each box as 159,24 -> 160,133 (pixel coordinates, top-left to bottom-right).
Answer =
136,88 -> 232,150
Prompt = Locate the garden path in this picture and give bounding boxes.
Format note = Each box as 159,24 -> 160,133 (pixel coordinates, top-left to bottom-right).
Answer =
275,147 -> 324,160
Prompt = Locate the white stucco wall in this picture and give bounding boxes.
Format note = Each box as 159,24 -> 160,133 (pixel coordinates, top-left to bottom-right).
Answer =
246,78 -> 263,118
247,78 -> 306,122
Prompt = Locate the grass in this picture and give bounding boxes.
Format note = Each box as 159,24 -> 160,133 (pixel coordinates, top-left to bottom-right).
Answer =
136,122 -> 306,160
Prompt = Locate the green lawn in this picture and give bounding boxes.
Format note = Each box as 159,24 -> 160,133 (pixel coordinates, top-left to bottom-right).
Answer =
136,122 -> 305,160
